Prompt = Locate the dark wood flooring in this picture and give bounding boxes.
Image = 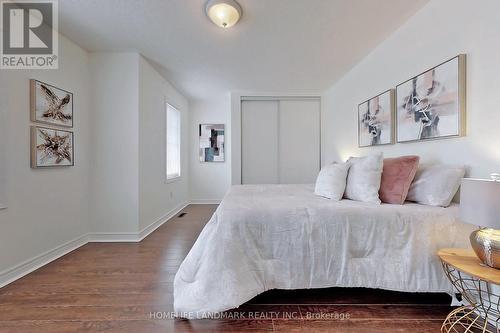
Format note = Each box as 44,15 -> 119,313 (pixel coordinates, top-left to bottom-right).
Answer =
0,204 -> 452,332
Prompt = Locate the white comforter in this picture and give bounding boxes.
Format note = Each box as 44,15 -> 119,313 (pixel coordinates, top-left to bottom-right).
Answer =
174,184 -> 474,318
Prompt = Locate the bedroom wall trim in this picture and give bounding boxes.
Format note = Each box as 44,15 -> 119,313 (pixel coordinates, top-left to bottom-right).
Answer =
138,201 -> 189,240
0,201 -> 189,288
89,201 -> 189,242
137,200 -> 188,240
190,199 -> 222,204
0,234 -> 89,288
87,232 -> 142,242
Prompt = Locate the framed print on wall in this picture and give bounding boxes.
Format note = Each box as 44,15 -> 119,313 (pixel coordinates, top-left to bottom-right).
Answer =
199,124 -> 225,162
31,126 -> 74,168
30,79 -> 74,128
396,54 -> 466,143
358,89 -> 394,147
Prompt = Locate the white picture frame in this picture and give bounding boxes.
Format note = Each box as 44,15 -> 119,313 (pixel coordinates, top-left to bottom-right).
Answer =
31,79 -> 74,128
31,126 -> 75,168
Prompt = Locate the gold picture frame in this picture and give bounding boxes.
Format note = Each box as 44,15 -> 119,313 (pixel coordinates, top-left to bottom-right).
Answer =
358,89 -> 395,147
395,54 -> 466,143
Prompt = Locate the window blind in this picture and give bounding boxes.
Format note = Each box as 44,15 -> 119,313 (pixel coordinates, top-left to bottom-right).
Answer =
166,103 -> 181,180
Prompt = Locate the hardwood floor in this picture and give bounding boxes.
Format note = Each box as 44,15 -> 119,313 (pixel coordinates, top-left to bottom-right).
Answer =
0,204 -> 452,332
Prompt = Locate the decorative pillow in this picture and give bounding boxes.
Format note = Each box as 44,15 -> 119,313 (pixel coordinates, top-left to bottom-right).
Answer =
344,153 -> 384,204
314,162 -> 351,200
406,165 -> 466,207
379,156 -> 420,205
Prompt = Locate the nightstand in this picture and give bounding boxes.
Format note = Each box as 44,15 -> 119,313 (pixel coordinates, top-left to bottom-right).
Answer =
438,248 -> 500,333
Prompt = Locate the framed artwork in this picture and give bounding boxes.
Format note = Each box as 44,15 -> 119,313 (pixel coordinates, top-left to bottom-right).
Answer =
30,79 -> 73,128
396,54 -> 466,143
31,126 -> 74,168
358,89 -> 394,147
199,124 -> 225,162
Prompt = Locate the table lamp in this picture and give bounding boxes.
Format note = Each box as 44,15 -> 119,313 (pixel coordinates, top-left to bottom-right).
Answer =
460,176 -> 500,269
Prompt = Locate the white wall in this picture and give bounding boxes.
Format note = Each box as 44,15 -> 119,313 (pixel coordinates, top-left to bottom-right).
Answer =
189,98 -> 231,203
0,46 -> 191,285
89,53 -> 140,233
322,0 -> 500,178
0,35 -> 91,275
139,57 -> 189,229
0,93 -> 6,209
90,54 -> 191,233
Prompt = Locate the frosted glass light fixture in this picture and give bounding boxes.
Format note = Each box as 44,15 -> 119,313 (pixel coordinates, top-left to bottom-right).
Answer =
206,0 -> 242,28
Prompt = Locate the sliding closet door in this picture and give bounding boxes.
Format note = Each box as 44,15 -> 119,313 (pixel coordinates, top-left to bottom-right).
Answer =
241,100 -> 279,184
279,99 -> 320,184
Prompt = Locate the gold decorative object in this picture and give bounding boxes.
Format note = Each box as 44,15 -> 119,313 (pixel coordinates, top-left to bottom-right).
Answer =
470,229 -> 500,269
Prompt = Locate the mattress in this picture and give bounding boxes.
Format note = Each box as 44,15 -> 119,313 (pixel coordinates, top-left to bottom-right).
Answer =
174,184 -> 474,318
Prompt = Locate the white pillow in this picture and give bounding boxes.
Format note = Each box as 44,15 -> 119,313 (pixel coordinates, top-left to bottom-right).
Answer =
344,153 -> 384,204
314,162 -> 351,200
406,165 -> 465,207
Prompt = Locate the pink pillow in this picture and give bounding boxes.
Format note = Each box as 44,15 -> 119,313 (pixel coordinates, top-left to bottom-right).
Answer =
379,156 -> 420,204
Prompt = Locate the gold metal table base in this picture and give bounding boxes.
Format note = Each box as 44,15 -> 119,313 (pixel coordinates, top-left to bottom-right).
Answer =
441,262 -> 499,332
441,305 -> 497,333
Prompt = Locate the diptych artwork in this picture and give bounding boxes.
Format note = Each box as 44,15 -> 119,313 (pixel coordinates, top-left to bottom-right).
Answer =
31,79 -> 73,128
396,55 -> 466,142
199,124 -> 225,162
31,126 -> 74,168
358,90 -> 394,147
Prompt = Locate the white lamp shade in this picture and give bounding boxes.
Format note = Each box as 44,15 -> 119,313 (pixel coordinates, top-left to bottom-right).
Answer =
206,0 -> 242,28
460,178 -> 500,229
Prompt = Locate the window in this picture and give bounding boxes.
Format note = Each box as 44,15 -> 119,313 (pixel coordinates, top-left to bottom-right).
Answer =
166,103 -> 181,181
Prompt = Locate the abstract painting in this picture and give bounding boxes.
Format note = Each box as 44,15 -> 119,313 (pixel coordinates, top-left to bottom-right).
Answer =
199,124 -> 225,162
31,79 -> 73,128
396,55 -> 466,143
358,89 -> 394,147
31,126 -> 74,168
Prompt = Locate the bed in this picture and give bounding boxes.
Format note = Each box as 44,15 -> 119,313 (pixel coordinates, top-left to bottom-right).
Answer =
173,184 -> 474,318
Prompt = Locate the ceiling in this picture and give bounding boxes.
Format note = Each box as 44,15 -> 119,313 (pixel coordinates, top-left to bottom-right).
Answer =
58,0 -> 429,102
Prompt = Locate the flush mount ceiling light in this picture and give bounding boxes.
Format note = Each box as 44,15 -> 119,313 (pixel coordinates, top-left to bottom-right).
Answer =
205,0 -> 242,28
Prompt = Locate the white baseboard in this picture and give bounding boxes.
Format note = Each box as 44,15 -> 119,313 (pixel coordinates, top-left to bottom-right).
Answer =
138,201 -> 189,241
0,234 -> 89,288
88,201 -> 189,242
189,199 -> 221,205
87,232 -> 139,242
0,201 -> 189,288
